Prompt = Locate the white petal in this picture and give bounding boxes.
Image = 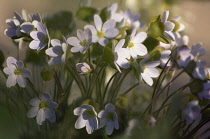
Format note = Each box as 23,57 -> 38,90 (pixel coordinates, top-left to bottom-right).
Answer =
45,108 -> 56,123
115,39 -> 125,51
6,75 -> 17,87
94,15 -> 102,31
145,67 -> 160,78
36,109 -> 46,125
130,29 -> 137,40
51,39 -> 61,47
7,57 -> 17,67
102,19 -> 116,31
37,22 -> 47,35
141,72 -> 153,86
67,37 -> 80,47
17,75 -> 26,88
164,31 -> 175,41
48,57 -> 62,65
29,98 -> 40,106
20,22 -> 34,33
75,116 -> 86,129
105,103 -> 115,111
22,68 -> 31,78
164,21 -> 175,31
29,40 -> 40,50
77,29 -> 85,41
133,44 -> 148,56
74,107 -> 86,116
161,11 -> 169,23
39,93 -> 51,101
98,110 -> 106,118
146,61 -> 160,68
106,121 -> 114,135
99,118 -> 107,128
27,107 -> 39,118
116,57 -> 130,69
45,48 -> 58,57
132,32 -> 147,43
104,28 -> 119,38
98,38 -> 109,46
84,25 -> 97,34
71,45 -> 84,53
3,67 -> 15,75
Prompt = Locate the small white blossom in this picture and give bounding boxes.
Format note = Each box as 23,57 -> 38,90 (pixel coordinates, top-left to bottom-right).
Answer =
161,11 -> 175,41
182,100 -> 201,124
139,57 -> 160,86
27,93 -> 58,125
74,105 -> 98,134
67,29 -> 92,53
98,103 -> 119,135
192,60 -> 207,80
76,62 -> 92,74
3,57 -> 31,88
85,15 -> 119,46
45,38 -> 68,65
113,39 -> 130,73
126,29 -> 147,59
191,42 -> 206,59
107,3 -> 124,22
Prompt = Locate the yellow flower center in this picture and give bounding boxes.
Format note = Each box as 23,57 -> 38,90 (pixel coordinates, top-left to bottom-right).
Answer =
128,42 -> 134,48
80,40 -> 87,46
86,109 -> 95,118
39,100 -> 48,108
97,31 -> 105,38
106,112 -> 114,121
14,68 -> 22,75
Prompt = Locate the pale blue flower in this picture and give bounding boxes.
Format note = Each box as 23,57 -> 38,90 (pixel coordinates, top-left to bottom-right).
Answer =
198,82 -> 210,100
182,100 -> 201,124
67,29 -> 92,53
113,39 -> 130,73
176,46 -> 194,68
192,60 -> 207,80
107,3 -> 124,22
123,9 -> 141,29
76,62 -> 91,74
139,56 -> 160,86
98,103 -> 119,135
45,38 -> 68,65
126,29 -> 147,59
161,11 -> 175,41
4,12 -> 23,37
29,22 -> 50,51
160,50 -> 171,67
3,57 -> 31,88
191,42 -> 206,58
27,93 -> 58,125
85,15 -> 119,46
74,104 -> 98,134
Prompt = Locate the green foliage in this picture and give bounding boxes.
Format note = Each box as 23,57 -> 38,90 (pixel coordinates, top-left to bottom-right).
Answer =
116,94 -> 128,108
102,41 -> 115,67
100,7 -> 107,23
143,36 -> 160,52
83,99 -> 99,112
76,7 -> 97,22
171,20 -> 180,32
189,79 -> 204,95
45,11 -> 74,39
0,50 -> 5,67
41,68 -> 53,81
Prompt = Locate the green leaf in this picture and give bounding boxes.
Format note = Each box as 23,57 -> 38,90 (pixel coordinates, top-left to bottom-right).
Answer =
41,68 -> 53,81
0,50 -> 5,67
82,99 -> 99,112
149,50 -> 161,61
143,36 -> 159,52
189,79 -> 204,95
102,41 -> 115,67
116,94 -> 128,108
76,7 -> 97,22
100,7 -> 107,22
147,19 -> 164,38
171,20 -> 180,32
157,35 -> 171,44
132,60 -> 140,80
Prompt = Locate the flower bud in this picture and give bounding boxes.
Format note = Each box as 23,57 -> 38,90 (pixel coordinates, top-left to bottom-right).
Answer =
76,62 -> 91,75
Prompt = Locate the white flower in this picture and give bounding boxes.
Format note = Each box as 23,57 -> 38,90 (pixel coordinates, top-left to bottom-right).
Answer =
192,60 -> 207,80
182,100 -> 201,124
85,15 -> 119,46
191,42 -> 206,59
113,39 -> 130,73
161,11 -> 175,41
27,93 -> 58,125
67,28 -> 92,53
126,29 -> 147,59
76,62 -> 92,74
45,38 -> 68,65
98,103 -> 119,135
160,50 -> 171,67
3,57 -> 31,88
139,57 -> 160,86
176,46 -> 194,68
123,9 -> 141,29
107,3 -> 124,22
74,104 -> 98,134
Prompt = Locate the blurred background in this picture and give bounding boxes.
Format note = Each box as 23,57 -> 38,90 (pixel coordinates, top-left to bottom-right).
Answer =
0,0 -> 210,138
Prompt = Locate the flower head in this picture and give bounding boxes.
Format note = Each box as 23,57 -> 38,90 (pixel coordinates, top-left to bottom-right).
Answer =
113,39 -> 130,73
3,57 -> 31,88
161,11 -> 175,41
27,93 -> 58,125
98,103 -> 119,135
85,15 -> 119,46
29,22 -> 50,51
76,62 -> 92,74
67,28 -> 92,53
192,60 -> 207,80
182,100 -> 201,124
139,56 -> 160,86
126,29 -> 147,59
74,104 -> 98,134
198,81 -> 210,100
45,38 -> 68,65
191,42 -> 206,59
4,12 -> 23,37
107,3 -> 124,22
123,9 -> 141,29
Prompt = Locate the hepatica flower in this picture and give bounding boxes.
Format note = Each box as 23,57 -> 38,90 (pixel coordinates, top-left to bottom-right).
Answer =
29,22 -> 50,51
3,57 -> 31,88
191,42 -> 206,59
182,100 -> 201,124
85,15 -> 119,46
45,39 -> 68,65
74,105 -> 98,134
98,103 -> 119,135
76,62 -> 92,74
198,81 -> 210,100
107,3 -> 124,22
27,93 -> 58,125
4,12 -> 23,37
67,29 -> 92,53
126,29 -> 147,60
113,39 -> 130,73
123,9 -> 141,29
192,60 -> 207,80
161,11 -> 175,41
139,57 -> 160,86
